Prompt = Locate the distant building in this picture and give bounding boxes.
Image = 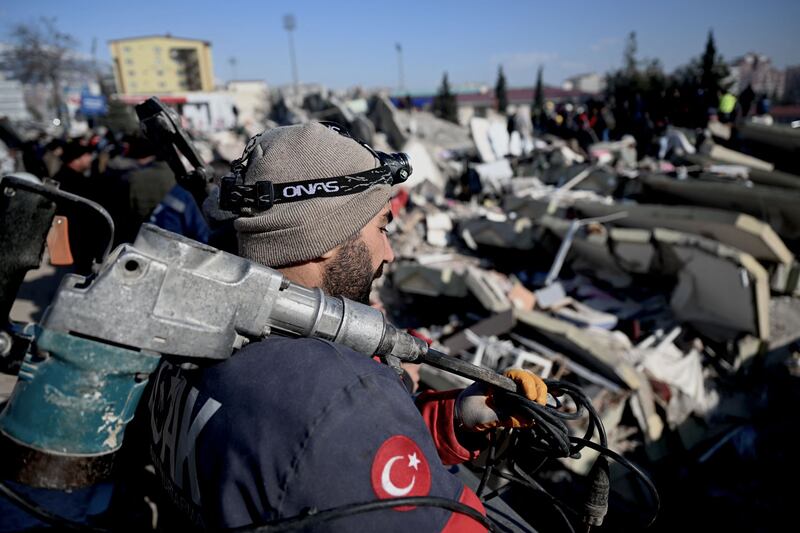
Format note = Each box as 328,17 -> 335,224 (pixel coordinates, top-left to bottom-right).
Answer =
728,52 -> 785,99
454,86 -> 589,124
390,85 -> 589,125
108,35 -> 214,95
0,72 -> 29,121
562,73 -> 606,95
226,80 -> 269,128
783,65 -> 800,104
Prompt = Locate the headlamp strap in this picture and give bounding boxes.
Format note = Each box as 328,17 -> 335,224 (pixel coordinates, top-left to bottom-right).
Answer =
219,166 -> 393,215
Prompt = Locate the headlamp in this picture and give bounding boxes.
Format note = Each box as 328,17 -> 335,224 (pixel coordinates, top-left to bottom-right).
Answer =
219,122 -> 412,216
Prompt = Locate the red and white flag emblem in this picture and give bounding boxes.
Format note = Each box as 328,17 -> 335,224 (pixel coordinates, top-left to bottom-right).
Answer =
371,435 -> 431,507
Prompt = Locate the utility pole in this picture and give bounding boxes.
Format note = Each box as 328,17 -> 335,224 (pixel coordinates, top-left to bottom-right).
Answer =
395,42 -> 405,93
283,14 -> 299,94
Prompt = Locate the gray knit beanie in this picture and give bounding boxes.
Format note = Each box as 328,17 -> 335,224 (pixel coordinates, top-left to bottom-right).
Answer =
234,122 -> 392,267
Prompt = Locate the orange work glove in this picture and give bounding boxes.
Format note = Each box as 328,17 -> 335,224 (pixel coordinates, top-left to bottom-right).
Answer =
456,369 -> 547,431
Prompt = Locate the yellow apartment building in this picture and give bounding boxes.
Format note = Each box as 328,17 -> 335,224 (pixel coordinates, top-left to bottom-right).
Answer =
109,35 -> 215,95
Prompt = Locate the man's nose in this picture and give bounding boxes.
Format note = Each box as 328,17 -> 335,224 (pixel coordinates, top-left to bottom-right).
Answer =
384,233 -> 395,263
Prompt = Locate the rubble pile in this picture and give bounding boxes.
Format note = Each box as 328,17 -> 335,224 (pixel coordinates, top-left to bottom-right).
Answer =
365,103 -> 800,530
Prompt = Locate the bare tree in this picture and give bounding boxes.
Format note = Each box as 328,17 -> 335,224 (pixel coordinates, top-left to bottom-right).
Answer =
2,17 -> 81,121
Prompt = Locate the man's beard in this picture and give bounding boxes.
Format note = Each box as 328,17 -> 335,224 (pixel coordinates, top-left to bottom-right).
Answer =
321,235 -> 384,304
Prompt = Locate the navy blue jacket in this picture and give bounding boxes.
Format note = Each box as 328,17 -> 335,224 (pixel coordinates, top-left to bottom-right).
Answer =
145,336 -> 484,531
149,184 -> 210,244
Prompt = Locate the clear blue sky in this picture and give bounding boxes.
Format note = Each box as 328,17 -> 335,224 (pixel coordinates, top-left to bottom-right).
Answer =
2,0 -> 798,91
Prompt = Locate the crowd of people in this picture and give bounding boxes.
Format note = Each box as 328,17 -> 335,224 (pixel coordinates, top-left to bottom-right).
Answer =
0,122 -> 238,272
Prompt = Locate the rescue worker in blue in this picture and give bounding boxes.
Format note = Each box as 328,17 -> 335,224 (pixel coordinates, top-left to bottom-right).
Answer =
145,122 -> 547,531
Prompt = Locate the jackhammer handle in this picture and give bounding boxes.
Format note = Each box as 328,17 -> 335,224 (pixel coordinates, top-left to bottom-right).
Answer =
421,348 -> 518,393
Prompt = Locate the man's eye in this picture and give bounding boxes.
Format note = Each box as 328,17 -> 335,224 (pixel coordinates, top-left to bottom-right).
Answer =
380,226 -> 388,234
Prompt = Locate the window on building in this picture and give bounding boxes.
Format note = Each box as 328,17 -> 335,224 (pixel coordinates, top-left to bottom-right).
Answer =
126,58 -> 133,65
156,69 -> 164,76
128,70 -> 135,77
124,46 -> 131,52
159,81 -> 166,89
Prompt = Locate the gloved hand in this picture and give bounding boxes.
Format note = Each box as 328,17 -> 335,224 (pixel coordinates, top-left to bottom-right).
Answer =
456,369 -> 547,431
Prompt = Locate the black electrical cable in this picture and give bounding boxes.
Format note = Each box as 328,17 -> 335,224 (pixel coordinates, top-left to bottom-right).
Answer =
0,377 -> 658,532
476,431 -> 497,497
0,480 -> 110,532
569,437 -> 661,528
483,379 -> 660,530
233,496 -> 494,532
0,480 -> 493,533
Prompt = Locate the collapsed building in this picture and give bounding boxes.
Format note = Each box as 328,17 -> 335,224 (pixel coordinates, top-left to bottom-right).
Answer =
345,99 -> 800,531
188,91 -> 799,530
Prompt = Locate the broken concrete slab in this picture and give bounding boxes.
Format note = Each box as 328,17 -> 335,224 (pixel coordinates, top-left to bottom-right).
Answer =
514,308 -> 642,390
442,310 -> 516,355
473,159 -> 514,195
572,200 -> 794,266
639,173 -> 800,240
540,217 -> 770,341
425,212 -> 452,247
459,217 -> 536,251
653,228 -> 770,341
392,262 -> 468,298
368,95 -> 408,149
470,117 -> 496,162
679,152 -> 800,190
402,138 -> 447,191
706,144 -> 774,171
553,299 -> 619,330
464,267 -> 512,314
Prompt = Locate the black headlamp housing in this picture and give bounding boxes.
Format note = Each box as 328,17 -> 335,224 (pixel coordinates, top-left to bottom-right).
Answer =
219,122 -> 412,216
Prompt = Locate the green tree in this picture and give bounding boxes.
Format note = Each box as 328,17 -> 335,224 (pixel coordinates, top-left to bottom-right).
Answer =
495,65 -> 508,114
623,31 -> 637,74
532,65 -> 544,128
605,31 -> 669,136
699,30 -> 731,99
433,72 -> 458,123
668,29 -> 732,126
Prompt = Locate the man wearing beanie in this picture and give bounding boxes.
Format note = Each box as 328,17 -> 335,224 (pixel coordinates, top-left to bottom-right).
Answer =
144,122 -> 545,531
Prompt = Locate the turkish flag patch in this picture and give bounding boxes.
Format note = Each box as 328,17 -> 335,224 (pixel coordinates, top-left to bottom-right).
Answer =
371,435 -> 431,509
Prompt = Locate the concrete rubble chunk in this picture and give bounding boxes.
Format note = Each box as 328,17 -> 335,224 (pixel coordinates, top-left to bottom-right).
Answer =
464,267 -> 512,313
514,308 -> 642,390
653,228 -> 770,341
459,217 -> 536,251
392,262 -> 468,298
368,95 -> 408,149
473,159 -> 514,195
639,173 -> 800,241
425,212 -> 452,247
470,117 -> 497,162
573,200 -> 794,266
401,139 -> 447,191
706,144 -> 774,171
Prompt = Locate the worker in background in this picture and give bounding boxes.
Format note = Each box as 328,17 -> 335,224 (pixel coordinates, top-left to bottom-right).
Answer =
144,122 -> 547,531
718,90 -> 737,123
119,136 -> 175,242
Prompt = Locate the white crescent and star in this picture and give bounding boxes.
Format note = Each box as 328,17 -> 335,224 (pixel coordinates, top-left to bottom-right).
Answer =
380,453 -> 420,497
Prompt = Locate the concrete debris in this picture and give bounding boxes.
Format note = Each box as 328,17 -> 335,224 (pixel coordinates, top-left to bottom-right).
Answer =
639,173 -> 800,241
348,95 -> 800,498
572,201 -> 794,266
425,212 -> 453,247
